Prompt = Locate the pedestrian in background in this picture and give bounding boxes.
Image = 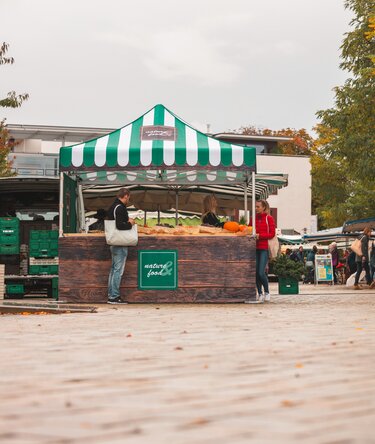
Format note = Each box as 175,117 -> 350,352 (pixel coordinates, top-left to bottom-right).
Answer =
354,226 -> 373,290
329,242 -> 339,284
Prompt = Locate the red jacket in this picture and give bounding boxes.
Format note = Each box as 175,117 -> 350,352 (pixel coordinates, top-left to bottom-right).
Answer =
249,213 -> 276,250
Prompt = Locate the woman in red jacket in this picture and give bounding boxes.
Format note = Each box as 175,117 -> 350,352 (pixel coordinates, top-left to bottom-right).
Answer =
250,200 -> 276,302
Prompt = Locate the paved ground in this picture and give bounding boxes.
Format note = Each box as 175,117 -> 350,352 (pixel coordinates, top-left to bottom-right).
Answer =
1,283 -> 375,444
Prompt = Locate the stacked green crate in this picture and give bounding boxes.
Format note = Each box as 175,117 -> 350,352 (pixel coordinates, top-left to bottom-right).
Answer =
0,218 -> 20,255
6,283 -> 24,296
29,230 -> 59,275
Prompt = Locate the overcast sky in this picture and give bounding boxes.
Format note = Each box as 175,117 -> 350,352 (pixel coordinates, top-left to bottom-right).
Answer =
1,0 -> 352,133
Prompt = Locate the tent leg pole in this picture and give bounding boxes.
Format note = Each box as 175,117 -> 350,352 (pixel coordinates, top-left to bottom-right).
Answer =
175,191 -> 179,226
252,172 -> 256,236
77,183 -> 85,232
59,172 -> 64,237
157,205 -> 160,225
244,184 -> 248,225
144,211 -> 147,226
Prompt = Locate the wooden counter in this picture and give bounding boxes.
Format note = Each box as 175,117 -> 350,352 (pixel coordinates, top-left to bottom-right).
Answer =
59,235 -> 256,303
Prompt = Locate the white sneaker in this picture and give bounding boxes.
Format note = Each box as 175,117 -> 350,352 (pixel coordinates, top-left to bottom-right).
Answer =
257,293 -> 265,303
264,293 -> 271,302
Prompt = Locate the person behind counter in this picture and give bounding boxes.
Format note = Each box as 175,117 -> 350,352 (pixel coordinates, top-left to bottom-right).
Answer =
201,195 -> 224,227
107,188 -> 135,304
89,209 -> 106,232
249,200 -> 275,303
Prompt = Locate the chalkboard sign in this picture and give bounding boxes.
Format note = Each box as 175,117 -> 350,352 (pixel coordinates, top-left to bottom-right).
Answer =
138,250 -> 178,290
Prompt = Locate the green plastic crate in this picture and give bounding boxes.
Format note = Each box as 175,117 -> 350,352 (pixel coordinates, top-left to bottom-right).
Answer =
0,217 -> 19,229
6,283 -> 24,294
30,230 -> 58,241
278,277 -> 299,295
0,233 -> 19,245
29,264 -> 58,275
0,244 -> 20,255
0,227 -> 19,236
29,240 -> 58,258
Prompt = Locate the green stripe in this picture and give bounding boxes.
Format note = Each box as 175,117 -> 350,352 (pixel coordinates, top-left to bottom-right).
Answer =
106,130 -> 121,168
129,117 -> 143,166
220,141 -> 232,166
152,104 -> 164,166
60,146 -> 72,168
174,117 -> 186,165
196,132 -> 209,166
82,139 -> 97,167
243,145 -> 256,167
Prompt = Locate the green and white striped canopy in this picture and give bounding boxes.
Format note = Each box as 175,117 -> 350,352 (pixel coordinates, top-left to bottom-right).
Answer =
59,104 -> 256,176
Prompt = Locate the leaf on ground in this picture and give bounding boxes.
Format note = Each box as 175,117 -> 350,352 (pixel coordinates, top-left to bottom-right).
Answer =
281,400 -> 297,408
174,346 -> 183,350
295,363 -> 304,368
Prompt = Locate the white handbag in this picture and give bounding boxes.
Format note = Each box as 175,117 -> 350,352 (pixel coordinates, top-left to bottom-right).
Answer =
104,205 -> 138,246
266,215 -> 279,259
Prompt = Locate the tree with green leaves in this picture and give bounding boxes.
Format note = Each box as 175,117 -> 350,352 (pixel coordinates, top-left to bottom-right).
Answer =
312,0 -> 375,228
0,42 -> 29,177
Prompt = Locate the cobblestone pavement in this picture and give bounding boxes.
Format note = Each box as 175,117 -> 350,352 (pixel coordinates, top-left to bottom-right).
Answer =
1,284 -> 375,444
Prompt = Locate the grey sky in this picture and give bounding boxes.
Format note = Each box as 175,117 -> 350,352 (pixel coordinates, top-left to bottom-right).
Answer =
2,0 -> 352,133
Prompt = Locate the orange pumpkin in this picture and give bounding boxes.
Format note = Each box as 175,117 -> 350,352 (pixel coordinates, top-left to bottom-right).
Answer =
223,221 -> 240,233
239,225 -> 247,232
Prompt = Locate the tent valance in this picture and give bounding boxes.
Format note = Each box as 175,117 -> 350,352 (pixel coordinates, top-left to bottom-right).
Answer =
59,104 -> 256,173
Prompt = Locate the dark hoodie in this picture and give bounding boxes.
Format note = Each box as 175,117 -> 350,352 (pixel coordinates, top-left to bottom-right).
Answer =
107,198 -> 132,231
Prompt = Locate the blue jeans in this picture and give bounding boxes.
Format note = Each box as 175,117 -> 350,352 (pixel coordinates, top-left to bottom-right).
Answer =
108,246 -> 128,300
256,249 -> 269,295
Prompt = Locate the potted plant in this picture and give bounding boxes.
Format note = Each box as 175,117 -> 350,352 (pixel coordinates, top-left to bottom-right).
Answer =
271,254 -> 305,294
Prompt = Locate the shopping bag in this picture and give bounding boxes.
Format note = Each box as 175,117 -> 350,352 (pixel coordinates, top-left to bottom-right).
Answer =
351,238 -> 362,256
266,215 -> 279,259
104,220 -> 138,246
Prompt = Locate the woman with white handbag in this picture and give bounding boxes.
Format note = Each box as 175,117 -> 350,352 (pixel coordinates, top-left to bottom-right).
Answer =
105,188 -> 137,304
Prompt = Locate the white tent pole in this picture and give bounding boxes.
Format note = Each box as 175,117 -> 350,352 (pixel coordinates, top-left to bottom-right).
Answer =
175,190 -> 179,226
59,172 -> 64,237
77,183 -> 86,232
244,182 -> 248,224
252,171 -> 256,236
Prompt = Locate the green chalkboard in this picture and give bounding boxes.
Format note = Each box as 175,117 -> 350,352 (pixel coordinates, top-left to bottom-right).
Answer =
138,250 -> 178,290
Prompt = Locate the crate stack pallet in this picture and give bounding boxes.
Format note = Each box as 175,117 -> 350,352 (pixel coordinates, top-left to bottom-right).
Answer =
0,264 -> 4,300
29,230 -> 59,275
0,217 -> 20,275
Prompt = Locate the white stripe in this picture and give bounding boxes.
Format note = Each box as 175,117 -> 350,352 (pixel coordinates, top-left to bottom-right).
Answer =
226,171 -> 237,181
187,172 -> 197,182
208,138 -> 221,166
94,135 -> 109,167
186,126 -> 198,166
71,143 -> 85,167
140,109 -> 154,166
117,125 -> 132,166
231,144 -> 244,166
126,172 -> 137,182
163,110 -> 175,166
106,172 -> 117,182
207,172 -> 217,181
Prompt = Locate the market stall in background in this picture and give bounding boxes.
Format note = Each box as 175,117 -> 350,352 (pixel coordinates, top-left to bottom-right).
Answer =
58,104 -> 288,304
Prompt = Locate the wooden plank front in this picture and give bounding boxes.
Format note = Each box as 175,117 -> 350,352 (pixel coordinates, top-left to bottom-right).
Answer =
59,236 -> 256,303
